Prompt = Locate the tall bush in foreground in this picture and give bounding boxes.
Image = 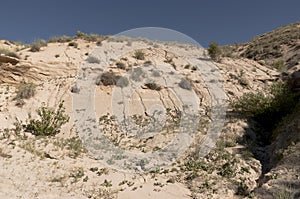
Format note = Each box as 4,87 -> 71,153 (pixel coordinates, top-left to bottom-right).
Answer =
25,101 -> 69,136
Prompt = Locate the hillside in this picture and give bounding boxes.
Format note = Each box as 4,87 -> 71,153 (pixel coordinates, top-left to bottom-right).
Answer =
0,27 -> 299,199
223,22 -> 300,71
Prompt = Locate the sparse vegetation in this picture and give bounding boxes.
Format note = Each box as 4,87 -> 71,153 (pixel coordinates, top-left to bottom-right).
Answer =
86,55 -> 100,64
76,31 -> 107,42
134,50 -> 145,60
30,40 -> 47,52
14,82 -> 36,105
48,35 -> 73,43
0,48 -> 20,58
69,168 -> 85,184
272,60 -> 286,71
116,61 -> 126,70
96,72 -> 121,86
229,22 -> 300,69
143,60 -> 152,66
144,82 -> 161,91
53,136 -> 86,158
208,42 -> 222,62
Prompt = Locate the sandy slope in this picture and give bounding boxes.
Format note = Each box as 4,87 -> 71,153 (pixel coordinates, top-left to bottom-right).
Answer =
0,37 -> 283,198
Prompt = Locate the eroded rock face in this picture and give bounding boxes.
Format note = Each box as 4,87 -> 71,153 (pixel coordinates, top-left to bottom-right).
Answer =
0,63 -> 30,84
0,55 -> 19,65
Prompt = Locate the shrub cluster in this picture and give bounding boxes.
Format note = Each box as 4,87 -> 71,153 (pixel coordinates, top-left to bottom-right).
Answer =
48,35 -> 73,43
134,50 -> 145,60
233,82 -> 299,141
0,48 -> 20,59
96,72 -> 118,86
25,101 -> 69,136
76,31 -> 107,42
144,82 -> 161,91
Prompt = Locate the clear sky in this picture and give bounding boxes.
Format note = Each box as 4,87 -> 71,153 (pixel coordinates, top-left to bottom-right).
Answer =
0,0 -> 299,47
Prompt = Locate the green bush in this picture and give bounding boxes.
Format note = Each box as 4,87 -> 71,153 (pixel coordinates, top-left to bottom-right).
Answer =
208,42 -> 222,62
25,101 -> 69,136
48,35 -> 73,43
30,40 -> 47,52
272,60 -> 286,71
134,50 -> 145,60
116,62 -> 126,70
76,31 -> 107,42
145,82 -> 161,91
96,72 -> 121,86
0,48 -> 20,59
14,82 -> 36,101
86,55 -> 100,64
233,82 -> 299,135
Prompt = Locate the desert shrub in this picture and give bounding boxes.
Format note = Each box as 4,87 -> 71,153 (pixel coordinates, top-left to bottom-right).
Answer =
15,99 -> 25,107
68,42 -> 78,48
14,82 -> 36,101
86,55 -> 100,64
144,60 -> 152,66
233,82 -> 299,137
272,60 -> 286,71
76,31 -> 107,42
145,82 -> 161,91
208,42 -> 222,62
30,40 -> 47,52
116,62 -> 126,70
25,101 -> 69,136
218,162 -> 235,178
236,182 -> 249,196
0,48 -> 20,59
116,77 -> 129,88
96,72 -> 121,86
71,84 -> 80,93
48,35 -> 73,43
238,77 -> 249,86
65,137 -> 86,158
184,64 -> 191,69
134,50 -> 145,60
179,78 -> 192,90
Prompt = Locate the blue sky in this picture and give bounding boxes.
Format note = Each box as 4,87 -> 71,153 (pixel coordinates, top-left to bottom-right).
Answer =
0,0 -> 299,47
